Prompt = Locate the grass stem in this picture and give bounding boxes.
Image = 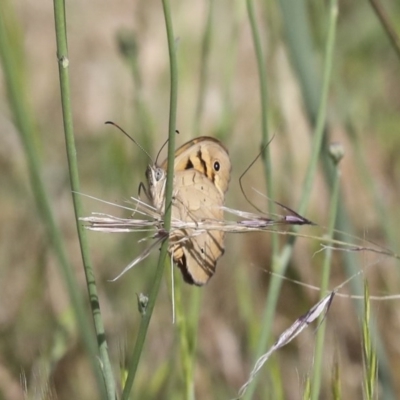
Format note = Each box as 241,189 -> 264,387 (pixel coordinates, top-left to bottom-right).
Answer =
121,0 -> 178,397
0,0 -> 110,397
244,1 -> 338,397
311,144 -> 343,400
52,0 -> 116,397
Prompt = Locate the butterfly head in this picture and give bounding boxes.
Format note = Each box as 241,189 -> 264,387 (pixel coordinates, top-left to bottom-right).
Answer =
146,164 -> 167,211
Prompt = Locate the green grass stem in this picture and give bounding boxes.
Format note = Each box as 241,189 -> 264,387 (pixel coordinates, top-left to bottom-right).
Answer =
117,29 -> 155,153
369,0 -> 400,61
52,0 -> 116,397
362,282 -> 378,400
0,1 -> 108,398
175,279 -> 196,400
277,0 -> 321,124
333,211 -> 394,398
311,144 -> 343,400
50,0 -> 116,400
246,0 -> 277,255
276,0 -> 395,396
174,2 -> 221,394
331,357 -> 341,400
121,1 -> 178,397
347,123 -> 397,253
244,1 -> 338,398
183,285 -> 202,400
193,0 -> 215,137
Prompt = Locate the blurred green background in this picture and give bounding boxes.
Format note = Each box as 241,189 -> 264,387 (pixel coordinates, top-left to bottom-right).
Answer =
1,0 -> 400,399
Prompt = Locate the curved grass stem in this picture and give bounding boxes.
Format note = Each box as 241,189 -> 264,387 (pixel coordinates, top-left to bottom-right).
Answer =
52,0 -> 116,397
311,146 -> 342,400
244,1 -> 338,397
0,0 -> 111,397
121,0 -> 178,398
246,0 -> 277,254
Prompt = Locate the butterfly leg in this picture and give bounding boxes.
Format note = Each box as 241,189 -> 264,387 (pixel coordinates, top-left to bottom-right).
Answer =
138,181 -> 151,202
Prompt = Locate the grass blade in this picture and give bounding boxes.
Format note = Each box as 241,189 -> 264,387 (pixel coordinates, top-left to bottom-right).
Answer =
121,0 -> 178,397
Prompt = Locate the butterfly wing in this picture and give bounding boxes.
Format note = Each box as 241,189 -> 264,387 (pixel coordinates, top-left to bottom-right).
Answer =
150,137 -> 231,285
169,169 -> 225,285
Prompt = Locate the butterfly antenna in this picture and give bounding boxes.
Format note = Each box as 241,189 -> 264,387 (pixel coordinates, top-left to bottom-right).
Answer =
239,134 -> 275,214
154,129 -> 179,165
155,138 -> 169,165
105,121 -> 153,163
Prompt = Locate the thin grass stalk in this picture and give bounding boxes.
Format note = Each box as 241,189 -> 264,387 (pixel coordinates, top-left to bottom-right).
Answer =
277,0 -> 321,123
346,123 -> 400,392
279,0 -> 394,395
245,2 -> 279,394
279,0 -> 391,311
235,267 -> 258,347
331,356 -> 341,400
116,30 -> 155,153
0,2 -> 107,397
303,375 -> 311,399
362,282 -> 378,400
184,285 -> 201,400
193,0 -> 214,137
244,2 -> 338,398
310,145 -> 343,400
180,2 -> 217,391
276,0 -> 395,395
246,0 -> 277,254
292,0 -> 337,217
275,0 -> 380,311
368,0 -> 400,61
333,224 -> 394,400
121,0 -> 178,397
334,214 -> 394,399
217,6 -> 241,141
52,0 -> 116,397
269,356 -> 284,400
175,278 -> 195,400
347,123 -> 397,252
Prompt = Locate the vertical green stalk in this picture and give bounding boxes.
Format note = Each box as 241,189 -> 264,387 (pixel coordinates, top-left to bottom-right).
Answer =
245,5 -> 278,394
311,144 -> 343,400
0,1 -> 107,398
246,0 -> 277,254
175,280 -> 196,400
348,123 -> 397,253
121,0 -> 178,398
276,0 -> 394,396
292,0 -> 337,217
277,0 -> 321,124
244,1 -> 338,398
117,30 -> 154,152
52,0 -> 115,398
331,355 -> 341,400
193,0 -> 215,137
369,0 -> 400,61
182,1 -> 217,395
180,279 -> 201,400
362,282 -> 377,400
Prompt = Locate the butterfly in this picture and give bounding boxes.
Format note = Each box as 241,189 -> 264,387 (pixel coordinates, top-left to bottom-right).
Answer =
146,137 -> 231,285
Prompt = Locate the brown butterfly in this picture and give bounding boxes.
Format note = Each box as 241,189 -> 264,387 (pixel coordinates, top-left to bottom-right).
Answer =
146,137 -> 231,285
